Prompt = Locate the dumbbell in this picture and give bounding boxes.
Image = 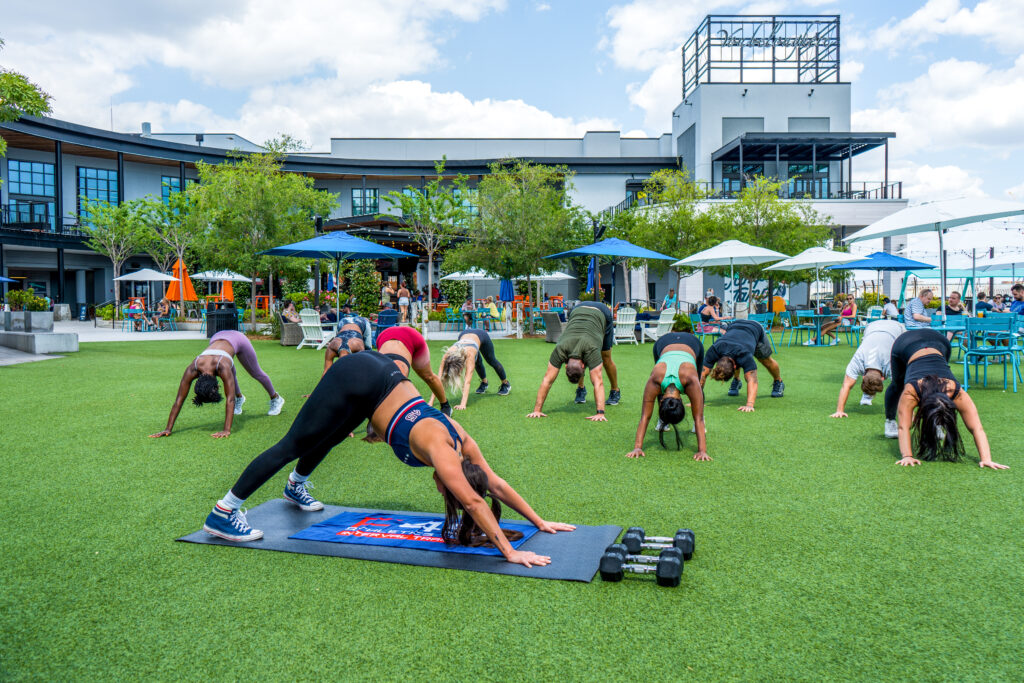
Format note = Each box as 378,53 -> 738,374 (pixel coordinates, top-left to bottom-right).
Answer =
599,546 -> 683,587
623,527 -> 695,561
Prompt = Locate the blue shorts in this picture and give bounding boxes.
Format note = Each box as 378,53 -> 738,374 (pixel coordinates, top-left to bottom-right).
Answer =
385,398 -> 462,467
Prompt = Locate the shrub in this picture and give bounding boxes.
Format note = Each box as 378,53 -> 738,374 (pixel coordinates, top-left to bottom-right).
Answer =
96,304 -> 114,321
348,260 -> 381,317
268,313 -> 282,339
427,310 -> 446,322
672,314 -> 693,333
5,290 -> 48,311
577,291 -> 596,302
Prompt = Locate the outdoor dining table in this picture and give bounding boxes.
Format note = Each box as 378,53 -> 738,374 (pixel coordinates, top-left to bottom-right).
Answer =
796,312 -> 841,347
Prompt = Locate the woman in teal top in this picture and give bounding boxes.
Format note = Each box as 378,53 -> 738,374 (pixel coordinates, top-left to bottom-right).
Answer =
628,332 -> 709,460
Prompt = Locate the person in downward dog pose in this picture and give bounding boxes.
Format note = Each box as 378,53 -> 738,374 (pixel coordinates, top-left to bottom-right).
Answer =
433,328 -> 511,411
528,301 -> 621,421
376,325 -> 452,415
628,332 -> 709,461
700,319 -> 784,412
319,313 -> 373,377
201,350 -> 575,567
831,319 -> 904,418
150,330 -> 284,439
884,329 -> 1007,469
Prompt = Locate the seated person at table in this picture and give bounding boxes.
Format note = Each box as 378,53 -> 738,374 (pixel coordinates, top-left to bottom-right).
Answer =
990,294 -> 1006,312
903,290 -> 934,329
151,298 -> 170,330
696,295 -> 725,333
281,300 -> 301,323
831,319 -> 904,418
434,328 -> 511,410
124,302 -> 145,331
806,294 -> 856,346
460,296 -> 476,327
628,332 -> 708,460
883,329 -> 1007,469
974,292 -> 992,314
1009,283 -> 1024,314
528,301 -> 620,421
700,319 -> 784,411
945,291 -> 969,316
319,305 -> 338,324
882,297 -> 900,320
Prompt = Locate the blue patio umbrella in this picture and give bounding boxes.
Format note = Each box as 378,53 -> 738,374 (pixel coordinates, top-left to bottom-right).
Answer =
498,279 -> 515,302
0,276 -> 15,283
546,238 -> 677,305
826,251 -> 936,307
261,230 -> 415,314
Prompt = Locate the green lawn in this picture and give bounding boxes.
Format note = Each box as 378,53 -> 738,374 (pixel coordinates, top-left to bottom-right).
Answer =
1,336 -> 1021,681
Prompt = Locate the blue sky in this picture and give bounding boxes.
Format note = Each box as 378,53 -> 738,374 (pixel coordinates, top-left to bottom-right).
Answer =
3,0 -> 1023,203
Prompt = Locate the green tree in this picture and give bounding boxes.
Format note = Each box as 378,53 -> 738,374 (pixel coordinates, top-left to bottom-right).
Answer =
348,259 -> 381,317
191,150 -> 337,324
0,38 -> 52,159
712,175 -> 834,302
134,187 -> 209,312
627,168 -> 718,274
448,159 -> 582,333
380,158 -> 471,310
438,259 -> 468,306
81,199 -> 147,317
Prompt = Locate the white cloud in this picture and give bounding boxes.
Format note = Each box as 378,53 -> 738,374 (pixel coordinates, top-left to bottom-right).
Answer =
535,2 -> 551,10
1004,180 -> 1024,200
115,80 -> 618,145
602,0 -> 727,71
843,59 -> 865,82
624,59 -> 678,132
872,0 -> 1024,53
852,56 -> 1024,153
901,163 -> 986,202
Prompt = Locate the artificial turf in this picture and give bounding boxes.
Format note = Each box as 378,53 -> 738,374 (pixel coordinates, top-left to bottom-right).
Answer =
0,335 -> 1021,681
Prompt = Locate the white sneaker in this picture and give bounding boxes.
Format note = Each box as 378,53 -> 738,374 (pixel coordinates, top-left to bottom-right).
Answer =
655,419 -> 670,432
268,395 -> 285,416
829,338 -> 839,346
233,395 -> 245,415
935,425 -> 946,442
884,419 -> 898,439
860,394 -> 873,406
803,339 -> 816,346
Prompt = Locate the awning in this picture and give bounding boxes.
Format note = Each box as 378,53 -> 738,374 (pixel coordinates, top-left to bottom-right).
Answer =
711,132 -> 895,163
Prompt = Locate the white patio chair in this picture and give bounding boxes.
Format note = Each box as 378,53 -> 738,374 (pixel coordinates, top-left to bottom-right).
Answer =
642,307 -> 676,343
297,309 -> 335,350
613,306 -> 638,345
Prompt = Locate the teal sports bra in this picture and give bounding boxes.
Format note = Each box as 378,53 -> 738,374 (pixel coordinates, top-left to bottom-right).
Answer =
658,350 -> 696,393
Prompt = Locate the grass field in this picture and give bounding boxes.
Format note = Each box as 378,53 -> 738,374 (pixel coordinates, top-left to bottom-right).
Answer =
1,335 -> 1021,681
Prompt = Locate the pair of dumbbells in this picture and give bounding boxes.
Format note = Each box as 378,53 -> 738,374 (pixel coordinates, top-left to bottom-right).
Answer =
622,527 -> 695,561
599,543 -> 683,587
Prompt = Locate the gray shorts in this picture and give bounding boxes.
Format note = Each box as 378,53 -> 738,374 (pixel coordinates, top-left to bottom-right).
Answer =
754,333 -> 773,360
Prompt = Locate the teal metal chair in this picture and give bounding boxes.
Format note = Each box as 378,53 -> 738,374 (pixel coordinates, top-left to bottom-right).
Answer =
778,311 -> 794,346
748,313 -> 777,352
200,309 -> 206,334
959,317 -> 1018,392
792,310 -> 817,345
160,306 -> 177,331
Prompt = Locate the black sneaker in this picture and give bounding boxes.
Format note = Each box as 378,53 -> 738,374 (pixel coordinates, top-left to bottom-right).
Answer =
574,387 -> 587,404
475,381 -> 488,394
728,378 -> 741,396
771,380 -> 785,398
497,381 -> 511,396
440,401 -> 453,416
607,389 -> 621,405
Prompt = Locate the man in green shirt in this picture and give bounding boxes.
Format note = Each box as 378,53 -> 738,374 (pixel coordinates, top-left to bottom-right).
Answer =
527,302 -> 621,422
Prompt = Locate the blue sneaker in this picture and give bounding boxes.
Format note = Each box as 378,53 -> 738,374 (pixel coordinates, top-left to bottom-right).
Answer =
203,505 -> 263,542
575,387 -> 587,404
284,479 -> 324,511
728,378 -> 742,396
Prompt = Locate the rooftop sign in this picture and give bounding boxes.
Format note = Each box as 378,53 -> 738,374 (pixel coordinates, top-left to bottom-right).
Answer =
682,15 -> 841,99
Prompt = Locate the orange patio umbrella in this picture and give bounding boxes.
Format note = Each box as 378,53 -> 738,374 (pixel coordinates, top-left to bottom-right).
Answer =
221,279 -> 234,302
166,259 -> 198,301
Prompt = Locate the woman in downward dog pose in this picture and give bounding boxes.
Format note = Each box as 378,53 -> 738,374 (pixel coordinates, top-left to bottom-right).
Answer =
433,328 -> 511,410
150,330 -> 284,439
376,325 -> 452,414
202,350 -> 575,567
628,332 -> 709,461
885,328 -> 1007,469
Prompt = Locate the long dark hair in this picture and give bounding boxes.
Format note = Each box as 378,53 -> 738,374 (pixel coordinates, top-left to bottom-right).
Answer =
192,373 -> 223,406
440,460 -> 508,546
658,395 -> 686,450
912,375 -> 964,462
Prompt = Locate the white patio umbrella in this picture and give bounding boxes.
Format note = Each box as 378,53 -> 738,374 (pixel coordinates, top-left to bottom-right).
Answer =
672,240 -> 789,313
765,247 -> 863,306
845,198 -> 1024,319
442,269 -> 496,300
114,268 -> 180,308
190,270 -> 253,282
532,270 -> 574,301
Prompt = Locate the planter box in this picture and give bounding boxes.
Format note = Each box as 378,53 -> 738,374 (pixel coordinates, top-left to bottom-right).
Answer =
427,321 -> 440,333
10,312 -> 27,331
2,311 -> 10,331
26,311 -> 54,332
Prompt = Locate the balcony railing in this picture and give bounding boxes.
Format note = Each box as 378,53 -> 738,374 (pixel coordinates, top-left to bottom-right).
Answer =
602,180 -> 903,217
1,203 -> 90,238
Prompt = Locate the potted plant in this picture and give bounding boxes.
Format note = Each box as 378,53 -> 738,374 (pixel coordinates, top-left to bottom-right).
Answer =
5,290 -> 52,332
426,310 -> 444,333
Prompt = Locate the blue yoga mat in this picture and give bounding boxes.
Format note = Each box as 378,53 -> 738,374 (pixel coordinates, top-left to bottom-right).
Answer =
290,510 -> 537,555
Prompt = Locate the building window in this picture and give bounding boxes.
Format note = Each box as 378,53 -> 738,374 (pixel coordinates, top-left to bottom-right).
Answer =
77,166 -> 119,222
352,187 -> 378,216
161,176 -> 181,204
8,198 -> 56,230
7,159 -> 55,197
453,187 -> 479,218
722,163 -> 764,195
787,163 -> 829,198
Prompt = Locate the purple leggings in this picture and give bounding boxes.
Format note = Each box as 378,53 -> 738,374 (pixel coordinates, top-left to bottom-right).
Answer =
210,330 -> 276,397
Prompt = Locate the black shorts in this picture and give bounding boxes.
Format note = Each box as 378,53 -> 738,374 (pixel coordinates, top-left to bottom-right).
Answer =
575,301 -> 614,352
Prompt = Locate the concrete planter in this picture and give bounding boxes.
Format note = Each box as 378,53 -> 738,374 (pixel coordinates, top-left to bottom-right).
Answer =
176,322 -> 203,331
2,311 -> 10,331
427,321 -> 440,333
26,311 -> 54,332
10,312 -> 27,331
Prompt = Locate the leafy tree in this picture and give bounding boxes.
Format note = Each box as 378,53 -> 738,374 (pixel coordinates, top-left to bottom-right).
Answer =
191,150 -> 337,324
0,38 -> 52,159
80,199 -> 146,317
380,158 -> 471,310
711,175 -> 834,303
347,259 -> 381,317
448,159 -> 582,333
438,259 -> 468,306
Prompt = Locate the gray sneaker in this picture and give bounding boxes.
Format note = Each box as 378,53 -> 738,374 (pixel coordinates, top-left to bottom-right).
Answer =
884,419 -> 898,439
268,395 -> 285,416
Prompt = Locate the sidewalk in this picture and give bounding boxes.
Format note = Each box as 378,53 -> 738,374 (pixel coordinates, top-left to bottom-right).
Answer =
55,320 -> 207,342
0,346 -> 64,366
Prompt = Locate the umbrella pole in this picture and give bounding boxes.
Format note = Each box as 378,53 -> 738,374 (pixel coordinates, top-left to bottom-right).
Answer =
938,225 -> 947,322
730,260 -> 734,316
971,249 -> 976,316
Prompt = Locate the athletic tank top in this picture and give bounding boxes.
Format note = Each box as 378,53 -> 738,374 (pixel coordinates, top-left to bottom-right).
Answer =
658,350 -> 696,393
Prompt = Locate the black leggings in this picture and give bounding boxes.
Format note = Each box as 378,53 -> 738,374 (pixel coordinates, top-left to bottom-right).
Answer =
884,329 -> 952,420
461,329 -> 506,382
230,352 -> 406,499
